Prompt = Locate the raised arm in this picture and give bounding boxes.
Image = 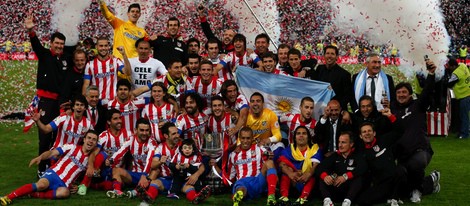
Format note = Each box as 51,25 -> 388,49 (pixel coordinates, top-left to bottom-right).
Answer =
32,109 -> 54,134
118,46 -> 131,76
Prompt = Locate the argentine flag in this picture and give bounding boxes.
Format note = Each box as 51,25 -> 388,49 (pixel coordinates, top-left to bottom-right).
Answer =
236,66 -> 335,119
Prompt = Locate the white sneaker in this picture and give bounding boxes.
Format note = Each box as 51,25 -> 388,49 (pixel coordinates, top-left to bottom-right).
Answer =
410,189 -> 422,203
431,170 -> 441,193
390,199 -> 399,206
342,199 -> 351,206
323,197 -> 334,206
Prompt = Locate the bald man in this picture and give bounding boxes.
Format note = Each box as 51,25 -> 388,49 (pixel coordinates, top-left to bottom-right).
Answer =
314,100 -> 352,157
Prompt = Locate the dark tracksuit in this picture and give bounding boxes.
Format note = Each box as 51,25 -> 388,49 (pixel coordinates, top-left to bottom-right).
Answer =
318,149 -> 367,202
356,129 -> 407,205
30,31 -> 72,173
391,74 -> 436,194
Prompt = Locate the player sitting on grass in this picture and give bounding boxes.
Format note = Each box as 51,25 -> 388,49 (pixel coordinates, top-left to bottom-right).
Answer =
0,131 -> 99,205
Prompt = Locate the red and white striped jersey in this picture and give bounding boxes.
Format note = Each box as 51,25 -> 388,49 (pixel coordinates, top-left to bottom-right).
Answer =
271,68 -> 288,76
103,98 -> 147,133
280,113 -> 317,144
228,144 -> 266,180
51,144 -> 90,187
50,114 -> 93,149
154,142 -> 178,177
223,94 -> 249,112
141,102 -> 175,143
176,113 -> 207,151
98,129 -> 132,157
171,152 -> 202,167
207,112 -> 237,146
84,57 -> 123,100
111,135 -> 157,173
224,51 -> 260,68
210,57 -> 233,80
191,76 -> 223,107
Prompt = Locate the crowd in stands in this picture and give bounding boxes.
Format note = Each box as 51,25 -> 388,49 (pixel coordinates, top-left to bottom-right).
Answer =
0,0 -> 468,59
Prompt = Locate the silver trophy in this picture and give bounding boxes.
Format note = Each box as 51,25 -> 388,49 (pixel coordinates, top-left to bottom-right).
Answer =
202,132 -> 223,158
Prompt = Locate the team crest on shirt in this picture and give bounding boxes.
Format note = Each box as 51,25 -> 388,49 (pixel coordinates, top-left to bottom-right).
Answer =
373,145 -> 380,152
143,146 -> 148,153
348,159 -> 354,166
62,60 -> 67,70
177,42 -> 182,48
262,121 -> 267,127
138,31 -> 142,36
211,88 -> 216,96
251,150 -> 256,157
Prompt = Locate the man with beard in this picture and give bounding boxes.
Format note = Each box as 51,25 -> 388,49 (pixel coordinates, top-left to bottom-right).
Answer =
197,6 -> 235,54
32,95 -> 93,149
149,17 -> 188,67
106,118 -> 157,198
187,38 -> 201,55
187,53 -> 201,78
261,52 -> 288,75
77,109 -> 133,195
123,38 -> 167,99
82,37 -> 129,100
60,50 -> 87,106
246,92 -> 284,161
176,93 -> 208,151
0,131 -> 99,204
191,60 -> 224,109
310,45 -> 352,110
205,38 -> 232,80
280,97 -> 317,145
99,1 -> 147,59
220,80 -> 249,137
103,79 -> 147,133
203,96 -> 237,194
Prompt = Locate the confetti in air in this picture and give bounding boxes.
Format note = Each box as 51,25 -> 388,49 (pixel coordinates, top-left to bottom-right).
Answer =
51,0 -> 92,45
329,0 -> 450,78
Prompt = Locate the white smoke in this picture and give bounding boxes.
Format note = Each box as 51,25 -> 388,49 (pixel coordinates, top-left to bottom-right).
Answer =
330,0 -> 450,79
224,0 -> 281,51
51,0 -> 91,46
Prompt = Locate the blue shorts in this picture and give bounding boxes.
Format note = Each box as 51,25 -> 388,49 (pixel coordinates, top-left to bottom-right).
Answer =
101,167 -> 113,181
41,169 -> 66,190
157,176 -> 173,192
127,171 -> 146,185
233,173 -> 267,199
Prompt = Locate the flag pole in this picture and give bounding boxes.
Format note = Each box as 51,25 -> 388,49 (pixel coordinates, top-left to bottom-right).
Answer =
241,0 -> 278,50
